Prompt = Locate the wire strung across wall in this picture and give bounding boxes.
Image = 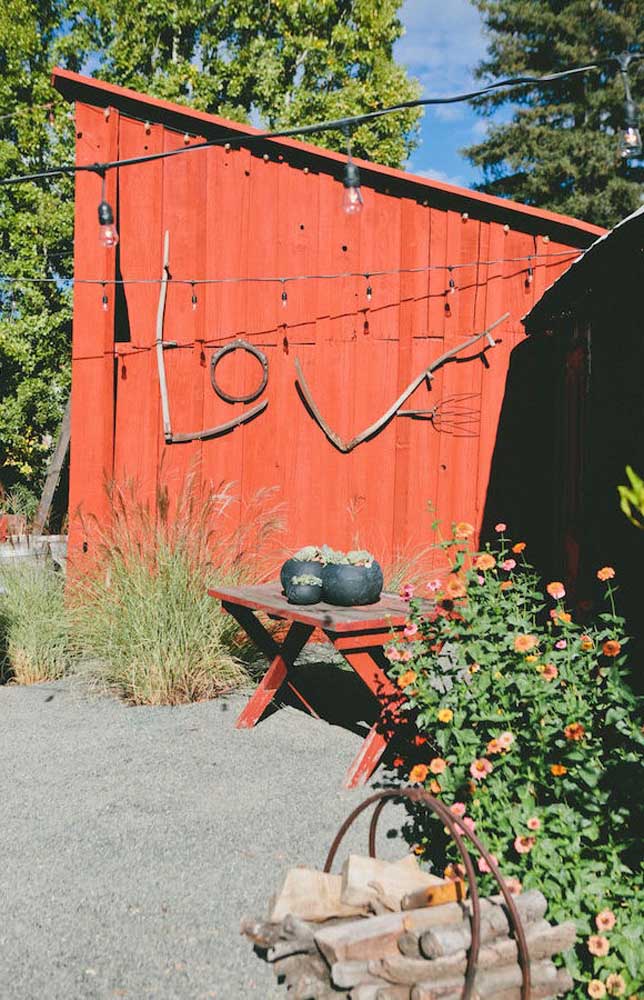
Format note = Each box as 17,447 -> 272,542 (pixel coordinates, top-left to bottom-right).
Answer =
0,247 -> 582,290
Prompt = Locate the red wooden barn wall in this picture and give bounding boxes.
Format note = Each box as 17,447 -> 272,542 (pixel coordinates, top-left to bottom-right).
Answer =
54,70 -> 604,572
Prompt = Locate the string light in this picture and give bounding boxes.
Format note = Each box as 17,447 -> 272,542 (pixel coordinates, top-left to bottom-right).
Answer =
617,53 -> 642,160
97,172 -> 119,249
101,283 -> 108,311
281,280 -> 288,308
365,275 -> 372,303
525,257 -> 534,286
191,282 -> 198,310
342,129 -> 363,215
447,267 -> 456,295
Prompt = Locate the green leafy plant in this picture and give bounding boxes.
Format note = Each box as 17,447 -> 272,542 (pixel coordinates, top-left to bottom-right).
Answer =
385,522 -> 643,997
618,465 -> 644,530
0,559 -> 70,684
68,475 -> 284,705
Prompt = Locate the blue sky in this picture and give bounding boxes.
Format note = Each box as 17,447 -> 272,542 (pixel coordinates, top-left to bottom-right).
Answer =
395,0 -> 502,188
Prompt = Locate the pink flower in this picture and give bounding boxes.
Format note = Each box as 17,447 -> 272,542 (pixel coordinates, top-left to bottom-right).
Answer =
399,648 -> 413,662
542,663 -> 558,682
477,853 -> 498,873
501,558 -> 516,571
514,835 -> 536,854
495,523 -> 507,533
477,575 -> 485,585
403,622 -> 418,639
527,816 -> 541,831
497,731 -> 514,750
588,935 -> 610,957
426,579 -> 442,593
595,909 -> 616,932
450,802 -> 467,817
385,645 -> 401,662
505,876 -> 522,895
461,816 -> 476,833
429,757 -> 447,774
470,758 -> 493,780
546,581 -> 566,600
555,639 -> 567,650
401,583 -> 415,601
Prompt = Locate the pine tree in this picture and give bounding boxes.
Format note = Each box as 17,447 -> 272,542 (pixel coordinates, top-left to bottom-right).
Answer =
0,1 -> 420,502
464,0 -> 644,228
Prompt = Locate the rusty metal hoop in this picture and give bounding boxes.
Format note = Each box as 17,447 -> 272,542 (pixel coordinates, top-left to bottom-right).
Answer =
323,787 -> 531,1000
210,339 -> 269,404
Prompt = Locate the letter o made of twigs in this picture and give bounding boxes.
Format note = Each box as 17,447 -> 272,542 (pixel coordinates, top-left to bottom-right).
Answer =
210,339 -> 269,404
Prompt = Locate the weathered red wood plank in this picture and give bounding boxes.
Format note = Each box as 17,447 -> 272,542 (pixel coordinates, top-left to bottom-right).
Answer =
68,103 -> 119,557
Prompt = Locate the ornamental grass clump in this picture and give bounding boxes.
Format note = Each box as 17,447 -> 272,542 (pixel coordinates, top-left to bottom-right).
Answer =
68,476 -> 284,705
387,522 -> 643,998
0,560 -> 70,684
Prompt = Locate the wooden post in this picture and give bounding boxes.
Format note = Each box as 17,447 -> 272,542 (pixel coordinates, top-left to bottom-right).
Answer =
33,398 -> 71,534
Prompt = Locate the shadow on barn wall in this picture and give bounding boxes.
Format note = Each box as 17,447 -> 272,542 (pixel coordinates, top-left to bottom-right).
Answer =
482,211 -> 644,691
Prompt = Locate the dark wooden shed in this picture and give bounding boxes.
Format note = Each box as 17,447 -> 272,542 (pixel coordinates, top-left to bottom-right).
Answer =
52,68 -> 604,569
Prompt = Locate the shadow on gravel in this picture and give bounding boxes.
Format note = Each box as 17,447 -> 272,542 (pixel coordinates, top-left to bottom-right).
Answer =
262,660 -> 378,737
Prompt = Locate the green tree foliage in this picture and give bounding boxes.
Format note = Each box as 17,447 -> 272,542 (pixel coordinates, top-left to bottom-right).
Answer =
464,0 -> 644,228
0,1 -> 420,500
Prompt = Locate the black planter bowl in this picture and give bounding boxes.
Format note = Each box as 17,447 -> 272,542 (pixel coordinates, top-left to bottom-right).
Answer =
284,581 -> 323,605
280,558 -> 324,593
322,562 -> 384,606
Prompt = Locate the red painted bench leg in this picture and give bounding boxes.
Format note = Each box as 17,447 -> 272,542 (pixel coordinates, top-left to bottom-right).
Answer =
235,620 -> 314,729
344,725 -> 388,788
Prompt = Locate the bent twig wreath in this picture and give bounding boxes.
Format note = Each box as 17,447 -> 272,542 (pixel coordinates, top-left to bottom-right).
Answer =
294,312 -> 509,453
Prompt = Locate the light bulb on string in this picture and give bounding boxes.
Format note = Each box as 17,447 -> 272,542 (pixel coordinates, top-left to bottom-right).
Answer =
447,267 -> 456,295
617,54 -> 643,160
342,128 -> 363,215
365,275 -> 372,303
525,258 -> 534,286
281,281 -> 288,308
191,283 -> 198,311
97,172 -> 119,248
101,284 -> 108,312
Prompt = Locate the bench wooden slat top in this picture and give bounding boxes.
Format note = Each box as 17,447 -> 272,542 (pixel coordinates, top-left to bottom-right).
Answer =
208,581 -> 416,632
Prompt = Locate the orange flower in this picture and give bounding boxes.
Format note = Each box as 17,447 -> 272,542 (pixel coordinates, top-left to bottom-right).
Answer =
512,542 -> 526,553
514,634 -> 538,653
393,756 -> 404,768
588,935 -> 610,957
454,521 -> 474,539
602,639 -> 621,657
595,909 -> 616,932
397,670 -> 417,689
473,553 -> 496,571
546,581 -> 566,600
437,708 -> 454,723
487,738 -> 502,755
552,609 -> 572,624
429,757 -> 447,774
500,580 -> 513,591
525,654 -> 538,663
444,574 -> 467,599
409,763 -> 428,783
580,635 -> 594,651
551,764 -> 567,776
597,567 -> 615,581
429,779 -> 442,794
605,973 -> 626,996
565,722 -> 585,741
542,663 -> 558,682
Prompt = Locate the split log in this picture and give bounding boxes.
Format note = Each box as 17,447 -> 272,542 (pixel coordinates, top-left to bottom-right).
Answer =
314,904 -> 465,964
342,855 -> 444,913
267,938 -> 317,961
269,867 -> 369,923
410,958 -> 561,999
332,960 -> 384,988
371,953 -> 467,986
349,988 -> 411,1000
400,880 -> 467,912
419,890 -> 548,958
240,917 -> 284,949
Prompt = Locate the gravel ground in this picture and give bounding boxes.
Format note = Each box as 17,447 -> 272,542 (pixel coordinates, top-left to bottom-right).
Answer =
0,663 -> 408,1000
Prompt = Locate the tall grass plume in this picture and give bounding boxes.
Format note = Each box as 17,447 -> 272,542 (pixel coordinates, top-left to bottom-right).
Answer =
68,475 -> 284,705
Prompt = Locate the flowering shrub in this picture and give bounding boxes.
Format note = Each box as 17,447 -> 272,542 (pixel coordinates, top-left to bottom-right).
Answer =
387,524 -> 643,998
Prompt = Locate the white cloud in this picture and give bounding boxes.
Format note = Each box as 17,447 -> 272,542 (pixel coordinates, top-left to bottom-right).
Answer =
396,0 -> 489,96
409,165 -> 467,188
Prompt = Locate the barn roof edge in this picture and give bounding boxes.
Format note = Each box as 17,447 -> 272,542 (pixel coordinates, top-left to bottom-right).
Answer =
51,67 -> 605,249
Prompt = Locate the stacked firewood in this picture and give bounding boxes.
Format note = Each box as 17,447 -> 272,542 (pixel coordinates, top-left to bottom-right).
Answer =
241,855 -> 576,999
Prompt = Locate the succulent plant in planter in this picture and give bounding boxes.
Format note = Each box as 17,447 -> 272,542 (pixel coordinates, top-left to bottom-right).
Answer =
322,549 -> 383,606
285,573 -> 323,605
279,545 -> 324,592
